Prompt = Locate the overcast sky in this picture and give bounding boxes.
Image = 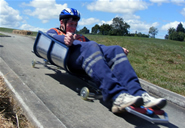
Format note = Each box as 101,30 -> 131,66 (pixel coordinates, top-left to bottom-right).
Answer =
0,0 -> 185,39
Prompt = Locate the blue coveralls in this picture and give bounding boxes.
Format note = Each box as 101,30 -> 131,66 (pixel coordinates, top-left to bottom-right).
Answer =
47,28 -> 146,102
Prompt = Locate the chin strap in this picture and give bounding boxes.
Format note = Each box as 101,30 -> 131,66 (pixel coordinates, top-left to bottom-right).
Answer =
60,26 -> 66,34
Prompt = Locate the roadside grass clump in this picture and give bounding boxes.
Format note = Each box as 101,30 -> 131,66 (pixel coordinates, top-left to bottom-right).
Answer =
85,34 -> 185,96
0,76 -> 34,128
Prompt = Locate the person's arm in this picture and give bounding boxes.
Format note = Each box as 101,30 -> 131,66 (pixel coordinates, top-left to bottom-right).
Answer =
74,34 -> 90,42
47,29 -> 90,46
47,29 -> 65,43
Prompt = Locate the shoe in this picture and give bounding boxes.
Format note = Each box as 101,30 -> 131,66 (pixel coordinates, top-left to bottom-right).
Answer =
112,93 -> 143,113
142,93 -> 167,109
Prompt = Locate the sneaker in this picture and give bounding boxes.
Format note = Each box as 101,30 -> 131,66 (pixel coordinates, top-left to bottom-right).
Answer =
142,93 -> 167,109
112,93 -> 143,113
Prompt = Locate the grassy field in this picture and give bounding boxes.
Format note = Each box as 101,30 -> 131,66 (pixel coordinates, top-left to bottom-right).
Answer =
0,27 -> 38,36
0,28 -> 184,96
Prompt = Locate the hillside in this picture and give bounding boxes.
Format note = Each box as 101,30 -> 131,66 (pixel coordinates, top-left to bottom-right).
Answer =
85,34 -> 185,96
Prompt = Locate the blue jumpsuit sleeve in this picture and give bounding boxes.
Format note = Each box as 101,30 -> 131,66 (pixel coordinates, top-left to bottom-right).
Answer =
85,37 -> 90,41
46,29 -> 65,43
46,28 -> 90,43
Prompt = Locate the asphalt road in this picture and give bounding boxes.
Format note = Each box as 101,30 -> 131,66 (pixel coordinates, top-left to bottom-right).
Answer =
0,32 -> 185,128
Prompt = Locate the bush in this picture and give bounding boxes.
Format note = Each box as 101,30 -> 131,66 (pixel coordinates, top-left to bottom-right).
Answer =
169,32 -> 185,41
178,32 -> 185,41
165,34 -> 169,39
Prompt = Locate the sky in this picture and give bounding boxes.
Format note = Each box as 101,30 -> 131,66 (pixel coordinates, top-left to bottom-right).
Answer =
0,0 -> 185,39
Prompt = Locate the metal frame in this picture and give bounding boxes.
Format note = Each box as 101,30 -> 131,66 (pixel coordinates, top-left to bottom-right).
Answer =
33,30 -> 70,72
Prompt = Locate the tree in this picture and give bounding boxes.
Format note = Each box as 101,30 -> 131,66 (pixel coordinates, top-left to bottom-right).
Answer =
177,32 -> 185,41
78,27 -> 89,34
166,23 -> 185,41
168,27 -> 176,40
167,25 -> 185,41
91,24 -> 100,34
176,22 -> 185,33
99,24 -> 111,35
110,17 -> 130,36
170,32 -> 185,41
164,34 -> 169,39
149,26 -> 158,38
168,27 -> 176,35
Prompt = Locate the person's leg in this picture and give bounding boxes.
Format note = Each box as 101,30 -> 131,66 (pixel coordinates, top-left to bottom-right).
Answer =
99,45 -> 167,109
68,41 -> 143,113
68,41 -> 127,100
99,45 -> 146,97
68,41 -> 141,97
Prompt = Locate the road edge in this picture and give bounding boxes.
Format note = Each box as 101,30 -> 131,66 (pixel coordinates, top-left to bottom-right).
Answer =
139,78 -> 185,108
0,57 -> 67,128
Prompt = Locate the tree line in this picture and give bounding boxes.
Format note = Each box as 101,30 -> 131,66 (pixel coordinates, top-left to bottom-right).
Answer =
77,17 -> 185,41
76,17 -> 151,38
165,22 -> 185,41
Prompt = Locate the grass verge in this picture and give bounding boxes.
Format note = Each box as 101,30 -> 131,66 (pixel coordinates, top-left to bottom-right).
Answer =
0,76 -> 34,128
0,27 -> 38,37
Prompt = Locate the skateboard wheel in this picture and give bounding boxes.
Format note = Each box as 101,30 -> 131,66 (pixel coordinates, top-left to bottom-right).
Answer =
32,60 -> 36,68
80,87 -> 89,100
43,59 -> 49,66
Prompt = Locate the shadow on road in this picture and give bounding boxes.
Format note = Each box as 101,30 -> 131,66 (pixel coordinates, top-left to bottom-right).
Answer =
116,112 -> 178,128
37,63 -> 178,128
0,35 -> 11,37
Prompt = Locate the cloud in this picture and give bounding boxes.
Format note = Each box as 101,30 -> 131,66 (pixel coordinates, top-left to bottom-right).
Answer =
99,19 -> 113,26
78,18 -> 100,26
127,19 -> 159,33
0,0 -> 23,28
123,14 -> 141,20
22,0 -> 67,23
171,0 -> 185,5
19,24 -> 47,32
150,0 -> 169,2
150,0 -> 185,5
86,0 -> 148,14
150,0 -> 169,4
161,21 -> 185,30
181,8 -> 185,17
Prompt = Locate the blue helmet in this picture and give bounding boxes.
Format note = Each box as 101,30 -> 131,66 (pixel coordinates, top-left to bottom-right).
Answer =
59,8 -> 80,21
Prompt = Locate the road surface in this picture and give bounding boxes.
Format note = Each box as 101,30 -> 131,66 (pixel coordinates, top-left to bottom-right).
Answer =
0,32 -> 185,128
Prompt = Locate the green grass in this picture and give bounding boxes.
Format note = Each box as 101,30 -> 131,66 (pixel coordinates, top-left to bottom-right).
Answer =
0,33 -> 5,36
0,27 -> 14,33
0,27 -> 38,37
0,27 -> 185,96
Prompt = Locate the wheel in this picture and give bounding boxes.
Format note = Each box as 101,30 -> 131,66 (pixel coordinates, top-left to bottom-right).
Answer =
32,60 -> 36,68
80,87 -> 89,100
43,59 -> 49,66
